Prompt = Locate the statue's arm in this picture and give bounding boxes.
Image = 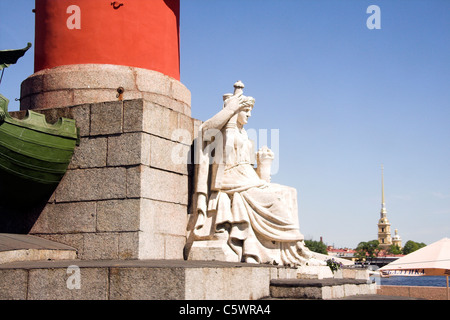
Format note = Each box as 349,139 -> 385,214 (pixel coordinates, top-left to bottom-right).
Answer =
201,94 -> 243,132
194,94 -> 243,230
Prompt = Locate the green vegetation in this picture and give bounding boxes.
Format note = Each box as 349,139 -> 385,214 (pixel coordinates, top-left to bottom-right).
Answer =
326,258 -> 343,273
304,240 -> 328,255
402,240 -> 427,255
304,238 -> 427,262
387,244 -> 402,255
355,239 -> 427,260
354,240 -> 381,261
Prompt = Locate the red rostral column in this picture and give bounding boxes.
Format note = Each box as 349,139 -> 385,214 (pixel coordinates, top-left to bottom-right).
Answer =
34,0 -> 180,79
21,0 -> 190,112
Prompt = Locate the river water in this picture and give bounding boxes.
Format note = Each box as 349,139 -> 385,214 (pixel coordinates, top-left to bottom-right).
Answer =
370,275 -> 448,287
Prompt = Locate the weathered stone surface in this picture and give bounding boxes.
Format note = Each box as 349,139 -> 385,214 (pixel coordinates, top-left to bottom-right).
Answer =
142,92 -> 186,114
149,135 -> 190,175
126,166 -> 141,198
342,267 -> 370,280
140,166 -> 188,205
107,132 -> 150,166
9,96 -> 195,262
123,99 -> 146,133
73,89 -> 119,106
109,267 -> 185,300
135,68 -> 172,97
20,70 -> 43,97
28,267 -> 108,300
137,233 -> 185,260
82,233 -> 119,260
38,64 -> 137,92
0,269 -> 28,299
140,199 -> 187,236
0,260 -> 300,300
185,267 -> 271,300
71,104 -> 91,136
90,101 -> 123,136
138,231 -> 164,259
37,234 -> 84,255
27,90 -> 75,110
188,238 -> 239,262
170,79 -> 191,106
178,112 -> 195,138
0,249 -> 76,265
31,201 -> 96,234
296,265 -> 334,279
20,65 -> 191,116
118,232 -> 139,260
143,102 -> 179,140
96,199 -> 140,232
123,99 -> 194,138
269,278 -> 375,299
55,167 -> 127,202
378,285 -> 444,300
69,137 -> 107,169
163,235 -> 187,260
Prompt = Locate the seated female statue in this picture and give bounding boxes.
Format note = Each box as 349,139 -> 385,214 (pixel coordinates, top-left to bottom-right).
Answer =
189,81 -> 322,266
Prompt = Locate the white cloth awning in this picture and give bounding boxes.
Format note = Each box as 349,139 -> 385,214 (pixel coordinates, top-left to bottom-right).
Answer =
379,238 -> 450,277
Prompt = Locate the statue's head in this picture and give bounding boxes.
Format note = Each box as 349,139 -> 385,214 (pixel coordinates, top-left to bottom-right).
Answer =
236,98 -> 254,126
223,81 -> 255,127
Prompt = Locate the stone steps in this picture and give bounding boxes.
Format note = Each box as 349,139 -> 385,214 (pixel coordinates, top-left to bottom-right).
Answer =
0,233 -> 77,264
270,278 -> 377,300
0,237 -> 377,300
0,259 -> 298,299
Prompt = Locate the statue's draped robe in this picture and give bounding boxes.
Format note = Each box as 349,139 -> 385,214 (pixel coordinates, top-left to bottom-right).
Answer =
196,109 -> 308,265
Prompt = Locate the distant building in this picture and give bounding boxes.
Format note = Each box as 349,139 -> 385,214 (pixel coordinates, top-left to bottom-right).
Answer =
377,165 -> 402,250
392,229 -> 402,249
327,246 -> 357,262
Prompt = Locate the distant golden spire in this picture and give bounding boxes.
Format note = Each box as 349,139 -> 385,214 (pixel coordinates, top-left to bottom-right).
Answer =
381,164 -> 387,217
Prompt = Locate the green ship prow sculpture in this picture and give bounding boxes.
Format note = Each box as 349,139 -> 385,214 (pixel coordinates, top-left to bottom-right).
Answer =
0,94 -> 79,203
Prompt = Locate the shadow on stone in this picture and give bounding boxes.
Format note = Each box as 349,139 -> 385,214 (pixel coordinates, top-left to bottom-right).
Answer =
0,172 -> 54,233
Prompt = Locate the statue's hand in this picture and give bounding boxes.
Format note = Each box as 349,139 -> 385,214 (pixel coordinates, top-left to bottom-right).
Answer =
256,146 -> 275,182
195,193 -> 207,229
257,146 -> 275,161
223,94 -> 244,113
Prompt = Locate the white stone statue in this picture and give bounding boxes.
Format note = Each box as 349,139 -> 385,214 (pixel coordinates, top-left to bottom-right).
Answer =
188,81 -> 322,266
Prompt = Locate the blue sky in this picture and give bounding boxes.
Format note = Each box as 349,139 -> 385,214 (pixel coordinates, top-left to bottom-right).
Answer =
1,1 -> 449,248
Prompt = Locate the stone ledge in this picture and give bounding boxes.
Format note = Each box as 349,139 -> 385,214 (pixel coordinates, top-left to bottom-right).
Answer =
0,258 -> 296,270
0,234 -> 77,264
0,259 -> 299,300
269,278 -> 376,300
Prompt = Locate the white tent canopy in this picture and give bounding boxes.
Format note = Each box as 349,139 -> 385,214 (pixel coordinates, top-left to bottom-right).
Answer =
379,237 -> 450,277
379,237 -> 450,299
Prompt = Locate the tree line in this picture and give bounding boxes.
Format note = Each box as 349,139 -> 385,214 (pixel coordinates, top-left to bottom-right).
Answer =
304,239 -> 427,259
354,240 -> 426,260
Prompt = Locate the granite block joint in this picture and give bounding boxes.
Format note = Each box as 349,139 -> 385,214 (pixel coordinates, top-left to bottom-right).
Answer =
6,97 -> 197,261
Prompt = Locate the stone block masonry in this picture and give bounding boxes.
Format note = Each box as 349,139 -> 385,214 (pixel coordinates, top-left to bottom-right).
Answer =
20,64 -> 191,116
0,260 -> 298,300
9,97 -> 201,261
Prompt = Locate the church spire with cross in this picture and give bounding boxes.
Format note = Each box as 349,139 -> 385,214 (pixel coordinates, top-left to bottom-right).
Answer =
378,164 -> 392,249
381,164 -> 387,218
